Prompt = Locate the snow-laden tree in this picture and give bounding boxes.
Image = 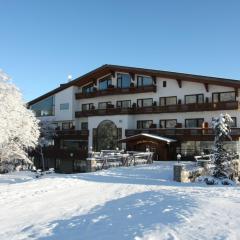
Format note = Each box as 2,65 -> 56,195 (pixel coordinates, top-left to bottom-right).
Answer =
208,113 -> 236,184
0,70 -> 40,172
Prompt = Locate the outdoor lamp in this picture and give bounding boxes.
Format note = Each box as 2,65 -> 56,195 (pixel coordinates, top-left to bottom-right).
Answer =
177,153 -> 181,163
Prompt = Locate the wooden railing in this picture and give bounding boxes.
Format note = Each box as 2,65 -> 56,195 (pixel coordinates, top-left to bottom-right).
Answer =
75,85 -> 157,99
75,101 -> 239,118
56,129 -> 89,136
125,128 -> 240,139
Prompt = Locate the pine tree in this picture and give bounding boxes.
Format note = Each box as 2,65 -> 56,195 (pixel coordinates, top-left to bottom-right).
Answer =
211,114 -> 235,182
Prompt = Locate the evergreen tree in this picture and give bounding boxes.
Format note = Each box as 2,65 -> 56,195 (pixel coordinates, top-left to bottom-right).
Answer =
210,114 -> 235,183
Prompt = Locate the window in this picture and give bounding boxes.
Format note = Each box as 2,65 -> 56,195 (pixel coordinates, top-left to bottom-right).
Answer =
99,76 -> 112,90
163,81 -> 167,87
117,73 -> 131,88
230,117 -> 237,127
98,101 -> 111,109
81,122 -> 88,130
185,118 -> 204,128
82,103 -> 93,111
212,91 -> 236,103
137,98 -> 153,107
160,96 -> 177,106
60,103 -> 69,110
116,100 -> 131,108
30,96 -> 55,117
185,94 -> 204,104
160,119 -> 177,128
137,120 -> 153,129
62,122 -> 73,130
82,84 -> 94,93
137,76 -> 153,87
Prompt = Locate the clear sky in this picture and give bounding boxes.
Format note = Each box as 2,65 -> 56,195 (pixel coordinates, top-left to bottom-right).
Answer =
1,0 -> 240,101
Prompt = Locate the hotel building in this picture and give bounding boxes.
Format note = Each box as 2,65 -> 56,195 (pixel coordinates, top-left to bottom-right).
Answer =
28,65 -> 240,172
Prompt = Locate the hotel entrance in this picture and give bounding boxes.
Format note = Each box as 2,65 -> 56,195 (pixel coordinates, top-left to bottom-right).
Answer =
120,133 -> 177,160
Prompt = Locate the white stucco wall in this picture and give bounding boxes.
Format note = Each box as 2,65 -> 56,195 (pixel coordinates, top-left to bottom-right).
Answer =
55,86 -> 75,121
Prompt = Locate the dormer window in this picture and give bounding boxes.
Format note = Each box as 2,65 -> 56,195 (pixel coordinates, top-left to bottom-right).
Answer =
117,73 -> 131,88
137,76 -> 153,87
99,76 -> 112,90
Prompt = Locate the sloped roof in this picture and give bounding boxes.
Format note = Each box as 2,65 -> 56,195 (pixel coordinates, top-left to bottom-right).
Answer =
28,64 -> 240,105
119,133 -> 177,143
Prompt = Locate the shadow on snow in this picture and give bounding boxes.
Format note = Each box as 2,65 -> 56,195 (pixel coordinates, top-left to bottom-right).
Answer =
34,190 -> 196,240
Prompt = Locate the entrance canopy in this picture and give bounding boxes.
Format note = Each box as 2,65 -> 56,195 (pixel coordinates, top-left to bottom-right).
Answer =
119,133 -> 177,143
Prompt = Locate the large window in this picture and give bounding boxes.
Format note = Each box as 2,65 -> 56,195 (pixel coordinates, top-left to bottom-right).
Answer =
137,98 -> 153,107
160,96 -> 177,106
137,76 -> 153,87
117,73 -> 131,88
160,119 -> 177,128
30,96 -> 55,117
185,118 -> 204,128
98,101 -> 111,109
60,103 -> 69,110
99,76 -> 112,90
137,120 -> 153,129
62,122 -> 73,130
82,84 -> 94,93
213,91 -> 236,103
185,94 -> 204,104
82,103 -> 93,111
116,100 -> 131,108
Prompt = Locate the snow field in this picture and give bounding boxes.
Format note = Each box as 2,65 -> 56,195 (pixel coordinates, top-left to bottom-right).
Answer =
0,162 -> 240,240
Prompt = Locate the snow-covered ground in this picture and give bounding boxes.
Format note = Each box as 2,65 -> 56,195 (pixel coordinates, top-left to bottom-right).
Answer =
0,162 -> 240,240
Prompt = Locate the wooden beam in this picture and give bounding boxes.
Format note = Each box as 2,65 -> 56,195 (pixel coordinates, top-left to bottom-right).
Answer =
176,79 -> 182,88
235,88 -> 239,97
204,83 -> 209,92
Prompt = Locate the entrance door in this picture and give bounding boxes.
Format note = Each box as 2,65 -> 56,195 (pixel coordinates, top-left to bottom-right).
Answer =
131,141 -> 169,161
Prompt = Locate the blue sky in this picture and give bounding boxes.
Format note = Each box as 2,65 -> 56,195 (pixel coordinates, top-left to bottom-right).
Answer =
1,0 -> 240,101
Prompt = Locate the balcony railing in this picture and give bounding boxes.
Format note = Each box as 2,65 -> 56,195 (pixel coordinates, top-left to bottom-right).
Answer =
125,128 -> 240,140
75,101 -> 239,118
56,130 -> 89,138
75,85 -> 157,99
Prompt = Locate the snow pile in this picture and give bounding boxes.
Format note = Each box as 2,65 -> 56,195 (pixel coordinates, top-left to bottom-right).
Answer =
0,162 -> 240,240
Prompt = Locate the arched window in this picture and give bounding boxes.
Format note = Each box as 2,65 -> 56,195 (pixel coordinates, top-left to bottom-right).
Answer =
93,120 -> 122,151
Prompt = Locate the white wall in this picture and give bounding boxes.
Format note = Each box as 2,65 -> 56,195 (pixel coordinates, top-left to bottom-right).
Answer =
55,86 -> 75,121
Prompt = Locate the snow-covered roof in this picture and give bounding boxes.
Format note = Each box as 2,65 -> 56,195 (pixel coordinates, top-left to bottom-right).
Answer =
120,133 -> 177,143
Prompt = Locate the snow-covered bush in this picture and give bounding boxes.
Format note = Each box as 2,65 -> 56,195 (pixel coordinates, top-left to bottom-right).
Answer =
0,70 -> 40,172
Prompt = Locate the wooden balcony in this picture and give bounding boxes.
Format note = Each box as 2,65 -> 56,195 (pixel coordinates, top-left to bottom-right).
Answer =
125,128 -> 240,141
55,130 -> 89,140
75,85 -> 157,99
75,101 -> 239,118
